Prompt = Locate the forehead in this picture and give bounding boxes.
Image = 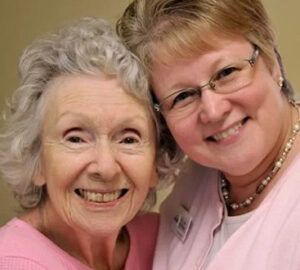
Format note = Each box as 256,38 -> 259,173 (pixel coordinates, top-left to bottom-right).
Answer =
149,27 -> 244,66
41,74 -> 152,126
152,35 -> 250,67
46,74 -> 140,105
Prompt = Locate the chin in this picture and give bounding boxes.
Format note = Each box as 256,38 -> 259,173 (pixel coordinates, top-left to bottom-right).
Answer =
221,160 -> 259,177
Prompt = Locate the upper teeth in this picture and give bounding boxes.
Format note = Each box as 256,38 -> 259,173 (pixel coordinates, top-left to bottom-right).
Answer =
78,189 -> 123,203
212,122 -> 242,141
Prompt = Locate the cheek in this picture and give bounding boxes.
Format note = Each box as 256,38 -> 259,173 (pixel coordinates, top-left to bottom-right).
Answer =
240,81 -> 283,120
40,150 -> 84,191
242,64 -> 281,108
167,115 -> 201,148
43,168 -> 72,203
123,154 -> 156,189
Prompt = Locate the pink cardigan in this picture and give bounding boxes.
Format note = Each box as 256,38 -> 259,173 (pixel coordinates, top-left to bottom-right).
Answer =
0,212 -> 159,269
153,157 -> 300,270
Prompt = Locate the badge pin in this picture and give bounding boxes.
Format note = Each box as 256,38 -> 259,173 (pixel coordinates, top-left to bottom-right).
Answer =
171,205 -> 192,242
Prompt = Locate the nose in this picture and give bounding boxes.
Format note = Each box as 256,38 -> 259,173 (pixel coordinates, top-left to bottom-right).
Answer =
199,90 -> 231,124
87,141 -> 121,182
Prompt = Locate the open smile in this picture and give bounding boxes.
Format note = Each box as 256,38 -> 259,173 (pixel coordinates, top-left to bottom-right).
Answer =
207,117 -> 249,142
75,188 -> 128,203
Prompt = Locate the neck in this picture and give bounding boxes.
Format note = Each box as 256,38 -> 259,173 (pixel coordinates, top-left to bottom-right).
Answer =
21,203 -> 129,270
222,101 -> 300,215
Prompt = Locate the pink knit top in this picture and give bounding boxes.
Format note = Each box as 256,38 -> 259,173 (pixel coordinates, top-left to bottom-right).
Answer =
0,212 -> 159,269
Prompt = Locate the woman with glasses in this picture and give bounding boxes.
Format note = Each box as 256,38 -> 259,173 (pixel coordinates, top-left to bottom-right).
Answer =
117,0 -> 300,269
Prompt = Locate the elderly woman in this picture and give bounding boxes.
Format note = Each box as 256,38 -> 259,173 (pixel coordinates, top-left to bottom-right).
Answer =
117,0 -> 300,269
0,17 -> 166,270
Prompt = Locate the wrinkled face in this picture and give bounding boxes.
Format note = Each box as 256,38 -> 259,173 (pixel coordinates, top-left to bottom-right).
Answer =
36,74 -> 156,235
151,37 -> 290,176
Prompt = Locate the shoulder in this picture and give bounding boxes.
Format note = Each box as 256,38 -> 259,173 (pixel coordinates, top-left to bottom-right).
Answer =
125,213 -> 159,270
287,153 -> 300,176
0,218 -> 84,269
0,218 -> 36,250
152,162 -> 222,269
161,160 -> 219,215
127,212 -> 159,240
0,256 -> 48,270
0,218 -> 51,254
0,218 -> 50,268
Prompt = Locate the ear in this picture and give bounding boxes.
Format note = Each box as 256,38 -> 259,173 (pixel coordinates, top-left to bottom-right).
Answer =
270,55 -> 282,83
272,63 -> 280,78
33,161 -> 46,187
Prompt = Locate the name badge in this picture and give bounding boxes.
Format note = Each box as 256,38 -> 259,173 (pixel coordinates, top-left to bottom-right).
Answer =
171,205 -> 192,242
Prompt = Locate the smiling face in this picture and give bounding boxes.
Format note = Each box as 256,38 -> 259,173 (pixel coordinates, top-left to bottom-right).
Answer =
35,74 -> 156,235
151,37 -> 291,177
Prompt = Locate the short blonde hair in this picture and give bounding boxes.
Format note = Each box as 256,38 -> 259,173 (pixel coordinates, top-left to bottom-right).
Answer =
117,0 -> 294,169
117,0 -> 293,97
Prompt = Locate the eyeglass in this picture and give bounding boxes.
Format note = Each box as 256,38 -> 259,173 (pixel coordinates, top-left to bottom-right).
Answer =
154,46 -> 259,117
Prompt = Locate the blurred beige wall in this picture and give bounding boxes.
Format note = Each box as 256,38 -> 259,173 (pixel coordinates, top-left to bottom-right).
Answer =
0,1 -> 299,225
263,0 -> 300,99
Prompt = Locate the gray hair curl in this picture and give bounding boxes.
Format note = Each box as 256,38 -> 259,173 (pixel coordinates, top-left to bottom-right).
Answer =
0,17 -> 178,211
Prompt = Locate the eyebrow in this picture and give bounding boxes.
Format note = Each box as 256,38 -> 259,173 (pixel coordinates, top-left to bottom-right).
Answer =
166,53 -> 251,97
165,55 -> 239,93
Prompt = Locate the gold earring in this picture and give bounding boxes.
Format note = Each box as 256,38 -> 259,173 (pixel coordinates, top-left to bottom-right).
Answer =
278,76 -> 284,87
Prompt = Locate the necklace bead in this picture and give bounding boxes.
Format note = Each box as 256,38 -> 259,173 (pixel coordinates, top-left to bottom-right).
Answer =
221,104 -> 300,211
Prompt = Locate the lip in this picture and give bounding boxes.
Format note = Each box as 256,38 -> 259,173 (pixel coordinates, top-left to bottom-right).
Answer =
206,117 -> 249,143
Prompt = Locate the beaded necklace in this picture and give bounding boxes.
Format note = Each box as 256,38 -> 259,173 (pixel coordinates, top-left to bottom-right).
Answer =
221,102 -> 300,211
